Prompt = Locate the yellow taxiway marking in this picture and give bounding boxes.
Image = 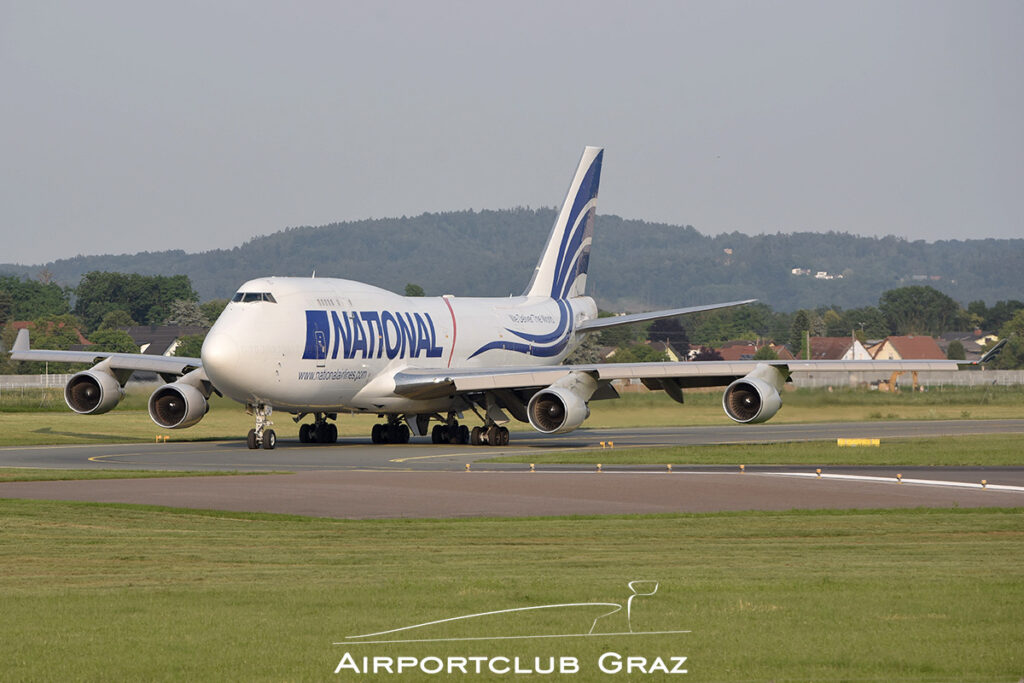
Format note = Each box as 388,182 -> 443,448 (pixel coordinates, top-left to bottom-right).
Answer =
390,452 -> 491,463
89,453 -> 160,462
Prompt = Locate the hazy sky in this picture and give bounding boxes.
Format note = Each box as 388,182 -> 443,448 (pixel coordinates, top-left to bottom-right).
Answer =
2,1 -> 1021,265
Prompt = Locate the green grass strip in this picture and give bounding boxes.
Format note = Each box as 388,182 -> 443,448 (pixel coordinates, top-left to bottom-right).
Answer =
0,468 -> 285,482
0,501 -> 1020,681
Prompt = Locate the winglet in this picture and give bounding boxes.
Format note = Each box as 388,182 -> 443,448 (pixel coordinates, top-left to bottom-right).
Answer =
12,328 -> 30,353
977,338 -> 1007,364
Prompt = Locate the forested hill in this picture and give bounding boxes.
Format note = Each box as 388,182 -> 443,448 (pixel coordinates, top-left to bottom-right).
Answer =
3,208 -> 1021,311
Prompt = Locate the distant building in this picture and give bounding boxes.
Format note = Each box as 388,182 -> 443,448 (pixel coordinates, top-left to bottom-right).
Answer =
716,341 -> 795,361
807,336 -> 871,361
871,335 -> 945,360
937,331 -> 997,362
603,340 -> 684,362
647,341 -> 683,362
125,325 -> 209,356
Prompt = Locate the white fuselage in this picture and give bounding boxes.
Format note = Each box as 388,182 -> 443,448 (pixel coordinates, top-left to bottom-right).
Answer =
201,277 -> 598,414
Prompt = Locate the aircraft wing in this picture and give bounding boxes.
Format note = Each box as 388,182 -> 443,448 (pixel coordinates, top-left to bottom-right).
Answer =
9,329 -> 201,377
392,358 -> 963,401
575,299 -> 757,333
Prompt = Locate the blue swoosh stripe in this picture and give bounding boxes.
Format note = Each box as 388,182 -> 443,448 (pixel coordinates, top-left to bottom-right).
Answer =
550,152 -> 602,297
553,207 -> 593,298
503,300 -> 570,344
468,300 -> 574,359
468,334 -> 572,359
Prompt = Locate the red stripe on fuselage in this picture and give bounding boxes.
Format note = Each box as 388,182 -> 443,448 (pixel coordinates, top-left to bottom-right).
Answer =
443,297 -> 457,368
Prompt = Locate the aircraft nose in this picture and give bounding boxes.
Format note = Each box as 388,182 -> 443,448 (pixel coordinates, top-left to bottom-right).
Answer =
201,325 -> 246,399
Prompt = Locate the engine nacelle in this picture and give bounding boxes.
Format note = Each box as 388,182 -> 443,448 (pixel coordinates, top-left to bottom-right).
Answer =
528,386 -> 591,434
65,369 -> 125,415
527,372 -> 599,434
149,382 -> 209,429
722,377 -> 783,424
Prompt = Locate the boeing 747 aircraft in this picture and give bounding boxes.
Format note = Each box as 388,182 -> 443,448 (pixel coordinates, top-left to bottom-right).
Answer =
11,147 -> 966,449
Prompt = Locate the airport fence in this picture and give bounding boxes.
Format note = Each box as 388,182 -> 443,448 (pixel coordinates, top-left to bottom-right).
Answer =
0,374 -> 73,390
790,369 -> 1024,389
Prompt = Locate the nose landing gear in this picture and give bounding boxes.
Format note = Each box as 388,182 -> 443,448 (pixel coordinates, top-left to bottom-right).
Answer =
246,403 -> 276,450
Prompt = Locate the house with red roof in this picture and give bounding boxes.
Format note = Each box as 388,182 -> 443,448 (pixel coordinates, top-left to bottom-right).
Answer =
807,336 -> 871,360
716,341 -> 795,361
871,335 -> 946,360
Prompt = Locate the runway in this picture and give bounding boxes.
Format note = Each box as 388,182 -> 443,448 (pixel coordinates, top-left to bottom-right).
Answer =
0,420 -> 1022,519
1,419 -> 1023,473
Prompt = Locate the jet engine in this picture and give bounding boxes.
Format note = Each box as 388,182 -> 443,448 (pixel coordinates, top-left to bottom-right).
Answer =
527,371 -> 598,434
722,363 -> 787,424
65,368 -> 125,415
149,381 -> 209,429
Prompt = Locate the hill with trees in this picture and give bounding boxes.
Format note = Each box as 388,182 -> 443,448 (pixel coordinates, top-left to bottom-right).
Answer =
1,209 -> 1021,312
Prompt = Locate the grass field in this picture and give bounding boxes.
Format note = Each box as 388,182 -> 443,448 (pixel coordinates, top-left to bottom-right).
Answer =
0,468 -> 279,482
0,500 -> 1020,681
1,385 -> 1023,448
489,433 -> 1024,467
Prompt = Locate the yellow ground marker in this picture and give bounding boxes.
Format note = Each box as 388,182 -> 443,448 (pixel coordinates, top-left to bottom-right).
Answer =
837,438 -> 880,447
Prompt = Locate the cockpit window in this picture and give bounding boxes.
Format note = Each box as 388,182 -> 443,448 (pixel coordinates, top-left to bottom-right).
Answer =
232,292 -> 277,303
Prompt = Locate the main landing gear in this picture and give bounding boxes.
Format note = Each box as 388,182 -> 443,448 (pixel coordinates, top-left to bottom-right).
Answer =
246,403 -> 276,450
297,413 -> 338,444
431,421 -> 470,445
371,419 -> 410,444
427,418 -> 509,446
470,424 -> 510,447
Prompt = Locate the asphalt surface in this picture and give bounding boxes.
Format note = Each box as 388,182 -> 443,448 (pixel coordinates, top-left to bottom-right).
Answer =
2,419 -> 1023,473
0,420 -> 1022,518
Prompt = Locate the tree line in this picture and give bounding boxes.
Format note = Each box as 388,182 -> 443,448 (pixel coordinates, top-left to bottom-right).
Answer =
577,286 -> 1024,369
2,272 -> 1023,373
0,272 -> 228,374
2,208 -> 1022,311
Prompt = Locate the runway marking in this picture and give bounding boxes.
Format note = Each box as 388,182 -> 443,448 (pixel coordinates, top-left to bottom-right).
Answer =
390,449 -> 538,463
389,452 -> 470,463
765,472 -> 1024,493
89,452 -> 165,462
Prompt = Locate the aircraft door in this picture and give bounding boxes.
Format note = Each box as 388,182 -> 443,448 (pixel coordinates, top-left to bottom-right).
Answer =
314,330 -> 327,367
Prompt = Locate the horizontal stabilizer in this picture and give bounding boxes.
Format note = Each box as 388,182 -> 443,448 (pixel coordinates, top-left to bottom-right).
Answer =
575,299 -> 757,333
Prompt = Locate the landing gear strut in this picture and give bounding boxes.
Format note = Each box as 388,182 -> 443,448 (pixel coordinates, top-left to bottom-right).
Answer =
246,403 -> 276,450
297,413 -> 338,444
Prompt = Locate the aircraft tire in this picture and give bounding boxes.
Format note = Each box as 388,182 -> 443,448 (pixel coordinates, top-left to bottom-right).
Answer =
486,425 -> 500,446
457,425 -> 469,444
470,426 -> 483,446
328,423 -> 339,443
299,424 -> 311,443
263,429 -> 277,450
371,424 -> 383,444
398,424 -> 410,443
431,425 -> 442,444
499,426 -> 510,446
247,429 -> 258,449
